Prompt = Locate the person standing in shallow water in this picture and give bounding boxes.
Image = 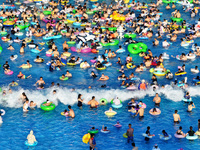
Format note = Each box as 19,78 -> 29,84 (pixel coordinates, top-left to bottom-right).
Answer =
127,124 -> 134,143
68,105 -> 75,118
153,93 -> 161,107
173,110 -> 181,124
77,94 -> 84,108
89,134 -> 96,150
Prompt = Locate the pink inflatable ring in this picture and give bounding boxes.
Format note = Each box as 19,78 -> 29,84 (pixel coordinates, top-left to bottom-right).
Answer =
71,47 -> 91,53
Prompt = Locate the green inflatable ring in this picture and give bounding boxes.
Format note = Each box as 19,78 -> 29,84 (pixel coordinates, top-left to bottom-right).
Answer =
15,23 -> 30,30
0,46 -> 2,53
100,40 -> 119,46
88,130 -> 99,134
3,18 -> 14,22
179,25 -> 187,29
170,17 -> 183,22
40,102 -> 56,111
86,11 -> 94,15
108,27 -> 117,32
43,11 -> 51,15
92,22 -> 96,25
128,42 -> 148,54
123,133 -> 128,138
162,0 -> 171,3
0,31 -> 7,36
67,41 -> 76,44
124,34 -> 136,39
72,9 -> 77,14
99,98 -> 108,104
59,76 -> 68,80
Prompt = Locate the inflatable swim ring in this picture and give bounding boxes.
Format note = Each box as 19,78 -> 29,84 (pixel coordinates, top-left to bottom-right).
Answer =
88,129 -> 99,134
59,76 -> 68,80
21,64 -> 32,69
25,141 -> 38,147
128,42 -> 147,54
170,17 -> 183,22
149,108 -> 161,115
114,124 -> 122,128
99,98 -> 107,105
175,72 -> 187,76
159,134 -> 172,140
124,34 -> 136,39
40,102 -> 56,111
101,129 -> 110,133
111,99 -> 123,108
142,133 -> 153,138
174,133 -> 185,138
126,63 -> 136,69
100,40 -> 119,46
191,68 -> 199,73
186,135 -> 198,140
182,98 -> 192,102
82,133 -> 91,144
104,110 -> 117,117
5,70 -> 13,75
96,66 -> 106,70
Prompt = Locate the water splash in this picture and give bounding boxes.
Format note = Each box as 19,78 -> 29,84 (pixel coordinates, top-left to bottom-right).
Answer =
0,84 -> 192,108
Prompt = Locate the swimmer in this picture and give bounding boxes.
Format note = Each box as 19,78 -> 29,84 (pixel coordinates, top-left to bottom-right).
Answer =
81,61 -> 90,69
153,93 -> 161,106
176,126 -> 186,137
128,107 -> 136,114
89,134 -> 96,150
63,109 -> 69,116
152,144 -> 160,150
43,99 -> 52,106
173,110 -> 181,124
60,74 -> 67,80
91,71 -> 97,78
77,94 -> 84,108
127,124 -> 134,143
68,105 -> 75,118
99,73 -> 109,81
162,130 -> 169,137
10,55 -> 17,61
65,70 -> 72,77
35,77 -> 45,86
186,126 -> 196,136
9,81 -> 18,87
102,125 -> 110,132
34,56 -> 44,63
88,96 -> 99,108
7,45 -> 14,50
188,102 -> 195,112
162,40 -> 170,47
19,60 -> 32,68
29,101 -> 37,109
0,109 -> 5,124
184,92 -> 191,101
27,130 -> 37,145
135,105 -> 144,119
145,126 -> 155,141
114,121 -> 122,127
17,71 -> 31,79
113,97 -> 121,106
23,99 -> 29,112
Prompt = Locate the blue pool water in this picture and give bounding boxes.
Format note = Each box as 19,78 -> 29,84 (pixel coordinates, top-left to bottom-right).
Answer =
1,0 -> 200,149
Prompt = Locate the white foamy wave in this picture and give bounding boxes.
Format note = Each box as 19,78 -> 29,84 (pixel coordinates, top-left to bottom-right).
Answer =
0,85 -> 192,108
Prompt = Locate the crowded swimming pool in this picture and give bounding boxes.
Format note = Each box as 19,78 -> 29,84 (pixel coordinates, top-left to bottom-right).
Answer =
1,0 -> 200,149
